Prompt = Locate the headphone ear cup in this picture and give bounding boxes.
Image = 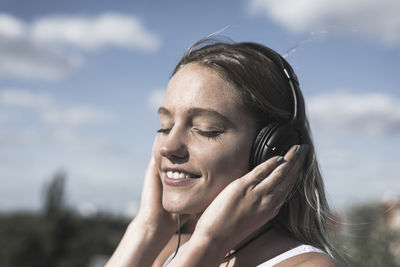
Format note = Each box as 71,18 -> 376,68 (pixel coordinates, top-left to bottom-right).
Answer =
250,122 -> 302,169
250,122 -> 280,169
266,123 -> 302,158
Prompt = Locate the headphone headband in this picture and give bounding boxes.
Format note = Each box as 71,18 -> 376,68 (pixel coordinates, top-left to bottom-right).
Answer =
241,43 -> 305,128
245,43 -> 306,168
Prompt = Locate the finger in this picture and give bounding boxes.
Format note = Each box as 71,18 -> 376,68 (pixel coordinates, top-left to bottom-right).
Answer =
256,144 -> 308,194
140,156 -> 162,204
253,144 -> 298,191
276,144 -> 308,191
243,154 -> 283,186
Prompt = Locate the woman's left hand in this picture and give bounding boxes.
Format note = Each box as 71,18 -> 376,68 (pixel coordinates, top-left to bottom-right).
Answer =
168,144 -> 308,266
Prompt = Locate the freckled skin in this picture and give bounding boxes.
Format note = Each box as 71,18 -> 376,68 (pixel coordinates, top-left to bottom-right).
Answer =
154,63 -> 258,214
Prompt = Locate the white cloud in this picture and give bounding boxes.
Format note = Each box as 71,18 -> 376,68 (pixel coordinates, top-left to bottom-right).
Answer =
31,13 -> 161,51
0,88 -> 113,126
0,13 -> 25,38
0,13 -> 160,80
0,43 -> 81,81
0,13 -> 82,80
0,88 -> 52,108
307,91 -> 400,137
43,105 -> 113,126
249,0 -> 400,46
0,88 -> 121,160
305,91 -> 400,208
0,87 -> 147,212
147,88 -> 165,110
315,135 -> 400,209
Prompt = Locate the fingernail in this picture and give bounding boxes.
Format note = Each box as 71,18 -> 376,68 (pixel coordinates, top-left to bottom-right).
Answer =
296,144 -> 309,154
277,156 -> 284,163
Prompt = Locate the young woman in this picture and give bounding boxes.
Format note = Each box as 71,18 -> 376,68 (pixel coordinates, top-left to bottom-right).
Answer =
106,40 -> 339,266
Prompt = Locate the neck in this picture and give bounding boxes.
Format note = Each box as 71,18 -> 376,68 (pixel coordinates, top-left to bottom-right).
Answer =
224,221 -> 274,260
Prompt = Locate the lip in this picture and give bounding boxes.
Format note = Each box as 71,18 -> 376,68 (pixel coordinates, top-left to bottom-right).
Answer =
161,167 -> 201,186
163,174 -> 197,186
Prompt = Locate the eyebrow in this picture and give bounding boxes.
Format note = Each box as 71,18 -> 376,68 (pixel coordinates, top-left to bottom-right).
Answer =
157,106 -> 234,126
157,106 -> 171,116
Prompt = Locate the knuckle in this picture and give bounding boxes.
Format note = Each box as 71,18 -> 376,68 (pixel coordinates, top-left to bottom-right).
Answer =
275,168 -> 284,180
270,192 -> 284,205
274,167 -> 286,178
252,168 -> 266,181
231,181 -> 243,191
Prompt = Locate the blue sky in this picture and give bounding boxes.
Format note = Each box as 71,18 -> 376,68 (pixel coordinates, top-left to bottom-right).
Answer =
1,0 -> 399,216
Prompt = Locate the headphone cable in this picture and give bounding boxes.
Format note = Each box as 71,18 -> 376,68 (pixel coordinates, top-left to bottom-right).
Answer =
224,222 -> 273,261
170,214 -> 182,261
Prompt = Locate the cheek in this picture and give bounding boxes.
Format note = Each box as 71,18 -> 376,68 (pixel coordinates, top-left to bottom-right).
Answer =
196,138 -> 253,184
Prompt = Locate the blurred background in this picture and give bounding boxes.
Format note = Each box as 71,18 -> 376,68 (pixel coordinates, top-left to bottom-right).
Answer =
1,0 -> 399,266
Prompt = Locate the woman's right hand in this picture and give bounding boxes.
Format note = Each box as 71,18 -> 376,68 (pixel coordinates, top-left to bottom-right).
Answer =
135,150 -> 178,233
106,138 -> 181,267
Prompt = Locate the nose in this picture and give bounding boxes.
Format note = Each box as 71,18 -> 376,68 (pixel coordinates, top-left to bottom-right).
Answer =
159,129 -> 189,162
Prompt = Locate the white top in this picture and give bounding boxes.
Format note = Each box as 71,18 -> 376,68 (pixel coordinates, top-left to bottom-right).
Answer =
163,243 -> 326,267
258,244 -> 326,266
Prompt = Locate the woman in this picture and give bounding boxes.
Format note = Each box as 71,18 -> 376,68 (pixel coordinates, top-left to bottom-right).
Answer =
106,39 -> 339,266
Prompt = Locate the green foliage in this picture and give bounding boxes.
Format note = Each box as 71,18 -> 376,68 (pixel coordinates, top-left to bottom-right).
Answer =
0,212 -> 129,267
0,171 -> 130,267
43,171 -> 67,216
333,202 -> 400,267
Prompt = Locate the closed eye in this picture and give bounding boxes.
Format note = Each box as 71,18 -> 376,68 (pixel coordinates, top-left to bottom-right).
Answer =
193,128 -> 224,138
157,128 -> 171,134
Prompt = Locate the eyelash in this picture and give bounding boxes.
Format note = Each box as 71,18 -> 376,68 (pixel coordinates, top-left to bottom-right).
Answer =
156,128 -> 224,140
156,128 -> 171,134
194,129 -> 223,139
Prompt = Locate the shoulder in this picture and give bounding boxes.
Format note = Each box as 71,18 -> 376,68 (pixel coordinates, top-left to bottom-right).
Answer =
275,251 -> 340,267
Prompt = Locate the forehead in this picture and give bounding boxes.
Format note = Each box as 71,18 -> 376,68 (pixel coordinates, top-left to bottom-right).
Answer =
164,63 -> 242,114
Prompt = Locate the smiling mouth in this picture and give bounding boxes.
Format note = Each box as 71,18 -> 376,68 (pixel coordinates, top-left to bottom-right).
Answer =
165,170 -> 201,180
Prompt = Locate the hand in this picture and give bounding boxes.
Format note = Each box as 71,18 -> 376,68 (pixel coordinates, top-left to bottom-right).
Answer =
135,138 -> 194,232
192,144 -> 308,256
135,139 -> 178,232
106,139 -> 189,267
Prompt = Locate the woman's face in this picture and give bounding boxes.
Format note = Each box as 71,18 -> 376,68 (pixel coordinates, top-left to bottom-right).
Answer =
154,63 -> 258,214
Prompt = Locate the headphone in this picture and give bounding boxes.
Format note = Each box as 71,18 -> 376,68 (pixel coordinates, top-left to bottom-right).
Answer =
248,44 -> 306,169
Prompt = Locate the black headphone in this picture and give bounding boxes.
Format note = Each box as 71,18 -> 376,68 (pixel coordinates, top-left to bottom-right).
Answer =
248,44 -> 306,169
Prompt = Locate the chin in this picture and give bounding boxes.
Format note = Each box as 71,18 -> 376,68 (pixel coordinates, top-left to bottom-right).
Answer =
162,197 -> 207,214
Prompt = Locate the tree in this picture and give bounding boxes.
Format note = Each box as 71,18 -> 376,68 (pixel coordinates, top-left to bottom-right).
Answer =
334,202 -> 400,266
43,170 -> 67,216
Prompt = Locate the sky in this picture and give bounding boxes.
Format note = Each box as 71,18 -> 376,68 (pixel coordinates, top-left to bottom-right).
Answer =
1,0 -> 399,216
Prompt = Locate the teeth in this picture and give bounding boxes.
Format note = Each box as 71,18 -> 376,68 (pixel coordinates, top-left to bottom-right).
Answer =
166,170 -> 191,179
